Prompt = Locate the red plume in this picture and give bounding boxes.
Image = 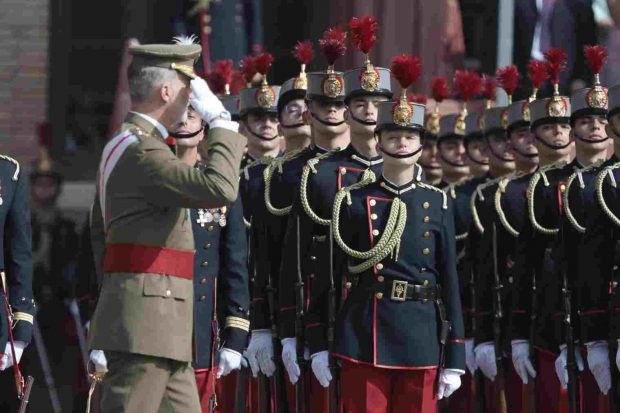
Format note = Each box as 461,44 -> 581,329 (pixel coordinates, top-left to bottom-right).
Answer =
496,65 -> 520,96
544,48 -> 567,85
584,45 -> 608,75
319,27 -> 347,65
454,70 -> 483,102
527,59 -> 548,90
205,72 -> 226,95
482,75 -> 497,101
239,55 -> 257,84
214,59 -> 234,85
390,54 -> 422,90
349,16 -> 378,54
293,40 -> 314,65
255,53 -> 274,76
431,77 -> 450,103
409,93 -> 428,105
230,70 -> 245,95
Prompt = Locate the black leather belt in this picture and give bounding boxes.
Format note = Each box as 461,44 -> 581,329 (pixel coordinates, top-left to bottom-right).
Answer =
387,280 -> 440,302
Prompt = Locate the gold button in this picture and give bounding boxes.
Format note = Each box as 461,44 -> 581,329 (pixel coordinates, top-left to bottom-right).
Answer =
423,216 -> 430,223
310,273 -> 315,279
370,199 -> 376,206
372,229 -> 380,236
165,289 -> 171,297
340,167 -> 347,175
202,261 -> 209,267
310,256 -> 316,261
201,278 -> 207,284
560,184 -> 566,193
204,243 -> 211,249
420,267 -> 427,272
423,279 -> 429,287
376,263 -> 384,270
423,201 -> 430,209
203,26 -> 212,35
200,295 -> 207,301
376,292 -> 384,299
377,276 -> 385,282
345,282 -> 352,289
371,213 -> 378,220
424,231 -> 431,238
208,225 -> 215,231
423,248 -> 430,255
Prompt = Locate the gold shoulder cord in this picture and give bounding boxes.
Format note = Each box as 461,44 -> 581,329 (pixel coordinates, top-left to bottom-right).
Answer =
527,164 -> 562,235
263,149 -> 305,216
299,149 -> 354,226
0,155 -> 20,181
444,183 -> 468,240
242,156 -> 276,228
419,182 -> 449,209
596,162 -> 620,227
332,178 -> 407,273
495,177 -> 519,237
563,159 -> 605,233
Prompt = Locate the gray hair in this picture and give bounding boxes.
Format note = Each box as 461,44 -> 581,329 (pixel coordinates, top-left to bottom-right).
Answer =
128,64 -> 178,103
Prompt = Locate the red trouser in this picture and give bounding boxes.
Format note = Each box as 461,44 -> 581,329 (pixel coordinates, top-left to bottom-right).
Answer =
195,369 -> 238,413
340,359 -> 438,413
284,368 -> 329,412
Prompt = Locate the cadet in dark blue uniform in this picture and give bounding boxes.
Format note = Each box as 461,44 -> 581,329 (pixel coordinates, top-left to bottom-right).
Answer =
332,66 -> 465,412
509,70 -> 578,411
587,85 -> 620,406
277,32 -> 406,410
173,106 -> 250,412
558,54 -> 612,407
0,154 -> 35,410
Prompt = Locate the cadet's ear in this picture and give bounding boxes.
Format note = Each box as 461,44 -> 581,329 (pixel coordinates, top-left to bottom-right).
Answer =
160,82 -> 172,103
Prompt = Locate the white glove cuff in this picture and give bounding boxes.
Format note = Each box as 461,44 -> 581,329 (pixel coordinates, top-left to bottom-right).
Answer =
281,337 -> 296,346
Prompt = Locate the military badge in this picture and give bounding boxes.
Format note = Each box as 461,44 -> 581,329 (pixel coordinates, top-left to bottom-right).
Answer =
547,96 -> 567,117
360,66 -> 380,92
392,99 -> 412,126
586,86 -> 608,109
522,102 -> 531,122
322,73 -> 344,98
454,113 -> 466,135
426,112 -> 440,135
256,86 -> 276,109
501,109 -> 509,129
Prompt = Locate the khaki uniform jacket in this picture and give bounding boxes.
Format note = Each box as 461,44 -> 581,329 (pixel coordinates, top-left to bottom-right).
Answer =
88,113 -> 247,362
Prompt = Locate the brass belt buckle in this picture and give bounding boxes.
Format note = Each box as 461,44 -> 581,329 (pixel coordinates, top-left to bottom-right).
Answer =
391,280 -> 408,301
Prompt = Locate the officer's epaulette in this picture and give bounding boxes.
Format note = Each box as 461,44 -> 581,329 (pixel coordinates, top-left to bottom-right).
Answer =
596,161 -> 620,228
526,161 -> 568,235
563,159 -> 606,233
470,176 -> 505,234
300,147 -> 351,226
0,155 -> 20,181
418,182 -> 448,210
494,172 -> 529,237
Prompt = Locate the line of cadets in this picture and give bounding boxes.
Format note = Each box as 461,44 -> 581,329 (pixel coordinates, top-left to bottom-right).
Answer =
185,18 -> 620,413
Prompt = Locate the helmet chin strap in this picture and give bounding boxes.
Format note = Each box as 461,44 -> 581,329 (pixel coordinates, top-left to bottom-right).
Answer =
280,122 -> 307,129
310,111 -> 346,127
418,162 -> 441,170
534,135 -> 572,150
168,127 -> 203,139
513,147 -> 539,159
439,152 -> 468,168
465,145 -> 489,166
349,113 -> 377,126
379,144 -> 423,159
487,144 -> 515,163
573,132 -> 609,145
245,124 -> 279,141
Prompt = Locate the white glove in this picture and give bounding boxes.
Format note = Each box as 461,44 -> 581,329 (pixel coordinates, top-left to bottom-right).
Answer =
245,329 -> 276,377
511,340 -> 537,384
465,338 -> 477,375
189,77 -> 230,125
89,349 -> 108,373
474,342 -> 497,381
310,351 -> 332,388
616,341 -> 620,373
0,341 -> 26,371
554,345 -> 585,390
586,341 -> 611,395
437,369 -> 463,399
281,337 -> 301,384
217,348 -> 243,378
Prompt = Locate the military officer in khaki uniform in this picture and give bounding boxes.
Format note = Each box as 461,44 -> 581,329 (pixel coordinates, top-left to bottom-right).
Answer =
87,39 -> 248,412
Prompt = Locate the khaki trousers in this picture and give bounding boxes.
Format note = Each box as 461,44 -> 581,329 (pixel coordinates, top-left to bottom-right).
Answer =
100,351 -> 201,413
